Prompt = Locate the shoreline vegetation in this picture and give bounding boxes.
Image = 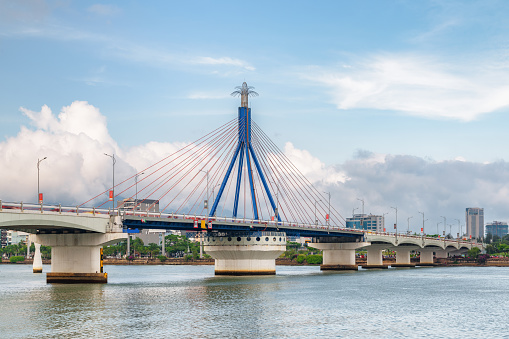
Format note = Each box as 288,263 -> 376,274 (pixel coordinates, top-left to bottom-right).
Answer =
3,257 -> 509,267
3,237 -> 504,267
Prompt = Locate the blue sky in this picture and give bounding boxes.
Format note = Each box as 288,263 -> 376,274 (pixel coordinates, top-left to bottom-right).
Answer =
1,0 -> 509,233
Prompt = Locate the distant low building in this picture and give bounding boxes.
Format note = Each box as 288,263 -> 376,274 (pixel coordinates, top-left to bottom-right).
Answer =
346,214 -> 383,232
485,221 -> 508,238
118,198 -> 159,213
6,231 -> 29,246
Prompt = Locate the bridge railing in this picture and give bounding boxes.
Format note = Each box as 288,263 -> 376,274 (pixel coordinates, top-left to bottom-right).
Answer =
0,200 -> 481,246
364,231 -> 475,245
0,200 -> 111,218
120,209 -> 363,234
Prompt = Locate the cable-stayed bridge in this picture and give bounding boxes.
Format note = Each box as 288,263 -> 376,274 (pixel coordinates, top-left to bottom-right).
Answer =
0,83 -> 482,282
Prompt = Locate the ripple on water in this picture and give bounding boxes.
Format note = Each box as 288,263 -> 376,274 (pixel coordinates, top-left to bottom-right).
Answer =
0,265 -> 507,338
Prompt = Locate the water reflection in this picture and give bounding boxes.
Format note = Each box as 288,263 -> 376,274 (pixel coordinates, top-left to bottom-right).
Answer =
0,265 -> 508,338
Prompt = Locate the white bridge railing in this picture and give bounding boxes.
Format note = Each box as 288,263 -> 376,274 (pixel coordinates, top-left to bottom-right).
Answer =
0,200 -> 480,246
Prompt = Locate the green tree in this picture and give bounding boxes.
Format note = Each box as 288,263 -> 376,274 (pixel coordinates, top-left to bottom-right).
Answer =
296,254 -> 306,263
467,247 -> 481,259
305,254 -> 323,264
147,243 -> 160,258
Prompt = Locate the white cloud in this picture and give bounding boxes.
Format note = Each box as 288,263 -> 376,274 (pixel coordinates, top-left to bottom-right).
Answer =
307,53 -> 509,121
193,56 -> 255,71
87,4 -> 121,17
4,102 -> 509,228
283,142 -> 347,185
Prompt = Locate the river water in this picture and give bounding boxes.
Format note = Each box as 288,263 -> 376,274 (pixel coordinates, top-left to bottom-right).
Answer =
0,264 -> 507,338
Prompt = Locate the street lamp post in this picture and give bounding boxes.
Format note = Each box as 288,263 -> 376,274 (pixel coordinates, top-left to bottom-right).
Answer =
315,199 -> 322,226
454,219 -> 460,239
391,206 -> 398,238
271,180 -> 280,222
199,169 -> 209,259
437,222 -> 441,236
37,157 -> 47,204
104,153 -> 116,210
324,191 -> 331,227
212,184 -> 221,216
353,207 -> 358,217
382,212 -> 389,233
440,216 -> 446,244
357,198 -> 364,215
407,216 -> 413,235
135,172 -> 145,212
199,169 -> 209,218
418,211 -> 425,235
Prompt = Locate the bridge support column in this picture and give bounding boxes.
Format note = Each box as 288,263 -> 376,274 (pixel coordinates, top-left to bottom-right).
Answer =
417,250 -> 436,266
312,242 -> 369,271
362,246 -> 388,269
392,247 -> 416,267
435,249 -> 449,258
30,233 -> 127,283
204,232 -> 286,275
33,243 -> 43,273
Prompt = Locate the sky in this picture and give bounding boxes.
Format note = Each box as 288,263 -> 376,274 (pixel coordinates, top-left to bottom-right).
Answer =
1,0 -> 509,234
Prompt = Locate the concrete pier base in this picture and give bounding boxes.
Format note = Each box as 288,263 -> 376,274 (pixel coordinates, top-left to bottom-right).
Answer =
392,247 -> 415,267
33,243 -> 43,273
312,242 -> 369,271
204,232 -> 286,276
30,232 -> 127,284
416,250 -> 435,266
362,265 -> 389,269
362,245 -> 388,269
47,272 -> 107,284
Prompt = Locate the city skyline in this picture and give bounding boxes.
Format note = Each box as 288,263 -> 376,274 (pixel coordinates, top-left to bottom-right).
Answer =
1,1 -> 509,232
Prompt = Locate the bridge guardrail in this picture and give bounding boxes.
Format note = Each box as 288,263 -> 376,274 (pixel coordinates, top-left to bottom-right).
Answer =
0,200 -> 481,246
0,200 -> 111,218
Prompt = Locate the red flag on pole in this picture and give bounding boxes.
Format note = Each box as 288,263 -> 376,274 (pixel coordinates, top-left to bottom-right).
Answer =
326,214 -> 330,220
109,190 -> 113,201
38,193 -> 43,204
421,228 -> 423,233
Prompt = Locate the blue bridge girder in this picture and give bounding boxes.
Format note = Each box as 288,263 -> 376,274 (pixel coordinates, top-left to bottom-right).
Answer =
122,216 -> 363,239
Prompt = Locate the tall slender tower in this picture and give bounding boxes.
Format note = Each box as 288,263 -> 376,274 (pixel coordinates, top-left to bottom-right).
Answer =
209,83 -> 279,221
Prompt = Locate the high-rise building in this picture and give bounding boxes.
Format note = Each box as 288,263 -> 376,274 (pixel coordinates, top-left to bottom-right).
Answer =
346,214 -> 384,232
485,221 -> 508,238
466,207 -> 484,240
1,229 -> 7,248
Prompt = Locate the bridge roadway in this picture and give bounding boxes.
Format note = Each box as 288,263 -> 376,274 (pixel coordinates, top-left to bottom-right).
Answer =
0,201 -> 483,280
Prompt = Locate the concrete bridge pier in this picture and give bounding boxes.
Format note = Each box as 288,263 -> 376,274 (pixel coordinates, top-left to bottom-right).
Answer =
362,245 -> 389,269
312,242 -> 369,271
435,249 -> 449,259
204,232 -> 286,275
30,232 -> 127,283
391,247 -> 416,267
33,243 -> 43,273
417,249 -> 436,266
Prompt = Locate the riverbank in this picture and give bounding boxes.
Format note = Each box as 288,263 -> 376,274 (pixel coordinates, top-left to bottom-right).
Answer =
3,257 -> 509,266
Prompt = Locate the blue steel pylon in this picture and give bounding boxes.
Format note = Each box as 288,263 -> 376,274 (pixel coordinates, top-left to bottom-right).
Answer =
209,83 -> 280,221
